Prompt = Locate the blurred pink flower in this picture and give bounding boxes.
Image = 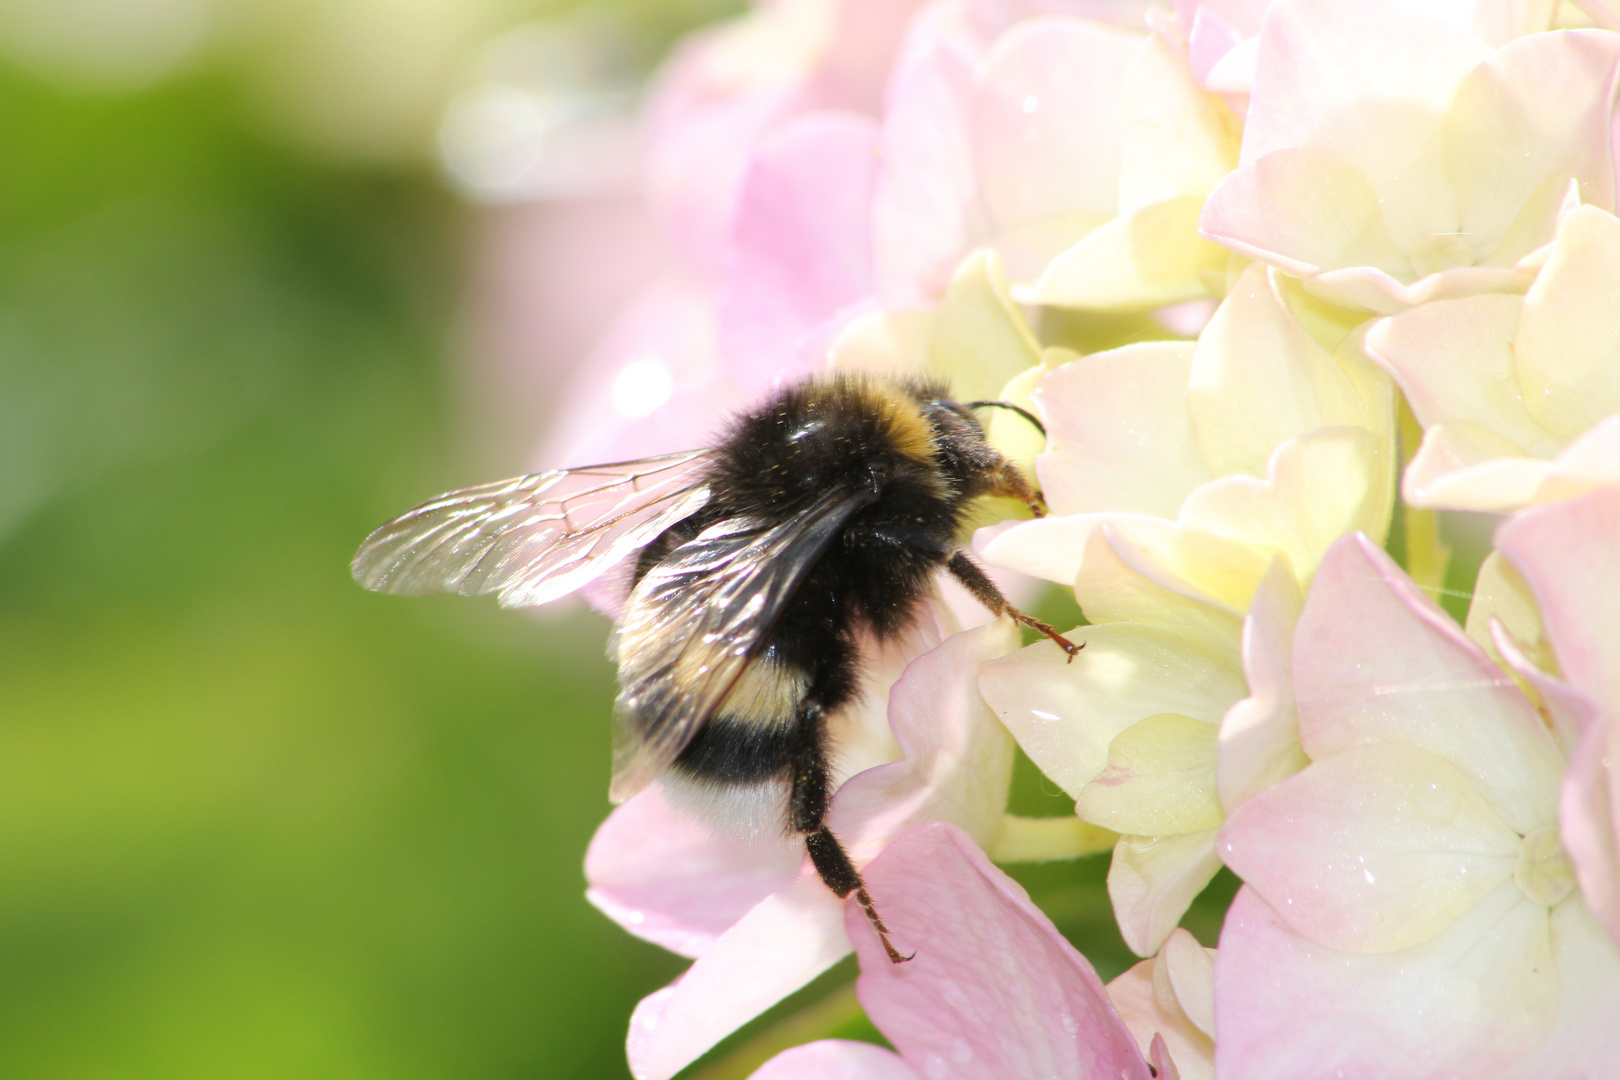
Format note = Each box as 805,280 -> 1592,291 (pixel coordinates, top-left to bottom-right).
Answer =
600,619 -> 1021,1080
531,0 -> 929,474
747,821 -> 1180,1080
1495,487 -> 1620,950
1200,0 -> 1614,314
1215,532 -> 1620,1079
645,0 -> 928,277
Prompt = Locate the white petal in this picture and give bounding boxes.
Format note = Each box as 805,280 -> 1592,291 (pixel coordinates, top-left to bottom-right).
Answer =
972,16 -> 1136,241
748,1040 -> 920,1080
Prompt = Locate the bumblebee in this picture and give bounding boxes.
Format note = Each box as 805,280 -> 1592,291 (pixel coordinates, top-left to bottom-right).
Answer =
352,372 -> 1079,962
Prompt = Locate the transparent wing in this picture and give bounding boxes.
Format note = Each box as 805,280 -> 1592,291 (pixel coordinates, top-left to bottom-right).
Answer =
608,485 -> 878,802
351,450 -> 714,609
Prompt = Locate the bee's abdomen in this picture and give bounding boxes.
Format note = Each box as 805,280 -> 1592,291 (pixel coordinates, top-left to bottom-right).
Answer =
671,654 -> 806,785
672,717 -> 793,783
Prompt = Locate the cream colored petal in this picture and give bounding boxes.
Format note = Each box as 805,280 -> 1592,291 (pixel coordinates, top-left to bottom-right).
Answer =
1303,261 -> 1532,315
977,513 -> 1273,610
1497,897 -> 1620,1079
1021,196 -> 1228,310
1217,558 -> 1309,811
1109,829 -> 1224,957
1189,264 -> 1374,477
1443,32 -> 1620,268
1158,927 -> 1217,1039
1515,205 -> 1620,437
1465,551 -> 1548,673
980,624 -> 1249,800
1076,713 -> 1222,836
827,307 -> 934,378
982,347 -> 1074,478
1402,423 -> 1553,510
926,249 -> 1042,403
1118,30 -> 1239,213
989,813 -> 1118,862
1033,343 -> 1212,518
1366,292 -> 1563,454
1531,414 -> 1620,504
1200,148 -> 1411,281
1076,525 -> 1244,647
1178,427 -> 1388,582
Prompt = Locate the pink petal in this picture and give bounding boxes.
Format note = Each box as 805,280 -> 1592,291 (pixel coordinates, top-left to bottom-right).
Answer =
849,823 -> 1152,1080
719,112 -> 880,399
1496,489 -> 1620,945
1495,487 -> 1620,715
1561,712 -> 1620,948
1293,533 -> 1563,835
1185,6 -> 1243,86
627,876 -> 851,1080
748,1040 -> 920,1080
1220,744 -> 1520,953
585,784 -> 804,959
829,621 -> 1020,863
1215,883 -> 1558,1080
801,0 -> 933,115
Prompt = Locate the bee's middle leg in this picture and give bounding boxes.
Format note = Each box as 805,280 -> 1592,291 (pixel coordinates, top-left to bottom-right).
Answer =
788,703 -> 911,964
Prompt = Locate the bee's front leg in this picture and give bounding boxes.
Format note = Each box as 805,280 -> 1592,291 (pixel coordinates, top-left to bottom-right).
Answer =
981,460 -> 1047,518
945,550 -> 1083,661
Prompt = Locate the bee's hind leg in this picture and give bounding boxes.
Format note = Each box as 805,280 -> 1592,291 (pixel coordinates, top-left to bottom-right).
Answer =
790,704 -> 912,964
946,550 -> 1083,662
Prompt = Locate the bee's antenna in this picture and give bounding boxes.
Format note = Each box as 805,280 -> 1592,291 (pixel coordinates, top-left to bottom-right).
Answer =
964,400 -> 1046,437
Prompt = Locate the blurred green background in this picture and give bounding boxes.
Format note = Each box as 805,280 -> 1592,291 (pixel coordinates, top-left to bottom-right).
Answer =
0,3 -> 1238,1076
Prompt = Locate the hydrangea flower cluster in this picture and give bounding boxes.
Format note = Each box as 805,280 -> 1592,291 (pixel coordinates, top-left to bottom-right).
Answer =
519,1 -> 1620,1076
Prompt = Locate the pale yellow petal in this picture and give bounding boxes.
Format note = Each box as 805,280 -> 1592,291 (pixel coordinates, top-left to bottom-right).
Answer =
1076,713 -> 1222,835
